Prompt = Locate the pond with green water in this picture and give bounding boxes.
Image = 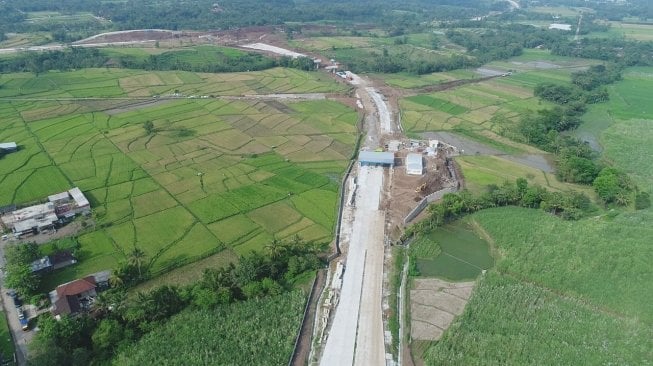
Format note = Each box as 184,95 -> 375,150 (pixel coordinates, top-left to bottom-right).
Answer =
412,220 -> 494,280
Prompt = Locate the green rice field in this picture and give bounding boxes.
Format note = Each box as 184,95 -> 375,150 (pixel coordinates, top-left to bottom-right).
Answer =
399,51 -> 596,140
0,67 -> 356,286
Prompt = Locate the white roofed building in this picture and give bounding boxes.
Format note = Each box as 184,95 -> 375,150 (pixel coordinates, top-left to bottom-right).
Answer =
1,203 -> 58,236
0,142 -> 17,152
406,153 -> 424,176
49,187 -> 91,217
1,187 -> 91,237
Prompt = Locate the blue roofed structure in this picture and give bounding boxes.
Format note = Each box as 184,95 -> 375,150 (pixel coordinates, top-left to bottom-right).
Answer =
359,151 -> 395,167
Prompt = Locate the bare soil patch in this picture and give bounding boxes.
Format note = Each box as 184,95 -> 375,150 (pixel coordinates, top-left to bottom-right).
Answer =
384,144 -> 453,238
410,278 -> 475,341
103,99 -> 175,115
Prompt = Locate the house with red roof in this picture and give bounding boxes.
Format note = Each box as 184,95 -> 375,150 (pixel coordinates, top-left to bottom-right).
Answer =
48,270 -> 111,317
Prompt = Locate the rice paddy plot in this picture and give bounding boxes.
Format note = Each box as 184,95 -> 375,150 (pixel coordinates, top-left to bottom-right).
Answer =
405,95 -> 469,115
1,68 -> 357,284
605,22 -> 653,41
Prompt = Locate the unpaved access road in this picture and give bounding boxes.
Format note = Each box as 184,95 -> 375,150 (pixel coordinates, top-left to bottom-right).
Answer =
241,43 -> 306,58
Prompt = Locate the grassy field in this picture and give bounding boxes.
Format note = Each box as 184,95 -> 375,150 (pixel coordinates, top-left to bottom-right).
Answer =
377,70 -> 472,89
114,290 -> 307,365
528,6 -> 587,17
102,45 -> 268,69
0,314 -> 14,365
456,155 -> 595,196
589,22 -> 653,41
576,67 -> 653,192
420,207 -> 653,364
0,67 -> 356,288
425,271 -> 653,365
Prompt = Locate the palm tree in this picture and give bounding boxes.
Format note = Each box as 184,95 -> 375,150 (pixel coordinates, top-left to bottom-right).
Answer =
128,248 -> 147,278
615,191 -> 631,206
108,273 -> 124,288
265,238 -> 285,259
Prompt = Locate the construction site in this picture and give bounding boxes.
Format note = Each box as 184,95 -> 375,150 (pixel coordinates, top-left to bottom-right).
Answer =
292,61 -> 464,366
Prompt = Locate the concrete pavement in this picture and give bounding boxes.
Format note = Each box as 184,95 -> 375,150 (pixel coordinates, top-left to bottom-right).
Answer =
320,166 -> 386,366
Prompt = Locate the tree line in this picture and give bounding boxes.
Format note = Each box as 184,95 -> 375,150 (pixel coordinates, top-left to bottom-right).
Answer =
0,48 -> 317,75
4,0 -> 493,33
403,177 -> 593,241
516,63 -> 650,209
28,237 -> 323,366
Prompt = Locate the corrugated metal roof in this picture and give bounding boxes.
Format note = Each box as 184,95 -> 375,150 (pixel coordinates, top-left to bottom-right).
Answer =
406,153 -> 423,167
406,153 -> 423,175
68,187 -> 90,207
48,192 -> 70,202
0,142 -> 17,150
359,151 -> 395,165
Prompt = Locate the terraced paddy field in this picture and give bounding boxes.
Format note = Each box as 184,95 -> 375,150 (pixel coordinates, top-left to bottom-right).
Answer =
0,67 -> 355,286
399,51 -> 597,150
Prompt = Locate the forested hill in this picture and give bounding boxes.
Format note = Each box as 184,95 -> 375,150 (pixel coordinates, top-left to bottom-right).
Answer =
1,0 -> 500,32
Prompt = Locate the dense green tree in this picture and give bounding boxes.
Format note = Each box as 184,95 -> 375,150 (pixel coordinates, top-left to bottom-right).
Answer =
92,319 -> 125,358
5,242 -> 40,264
3,242 -> 42,297
593,168 -> 631,205
556,155 -> 600,184
142,121 -> 155,135
4,263 -> 40,297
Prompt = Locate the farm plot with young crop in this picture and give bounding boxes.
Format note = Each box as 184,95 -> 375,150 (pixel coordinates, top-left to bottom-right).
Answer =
399,51 -> 595,142
0,67 -> 356,284
422,208 -> 653,364
115,290 -> 307,366
400,77 -> 546,137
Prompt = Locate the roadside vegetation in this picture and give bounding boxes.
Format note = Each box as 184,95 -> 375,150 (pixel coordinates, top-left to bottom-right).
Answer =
0,47 -> 320,74
29,238 -> 321,366
114,290 -> 306,366
0,314 -> 14,365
